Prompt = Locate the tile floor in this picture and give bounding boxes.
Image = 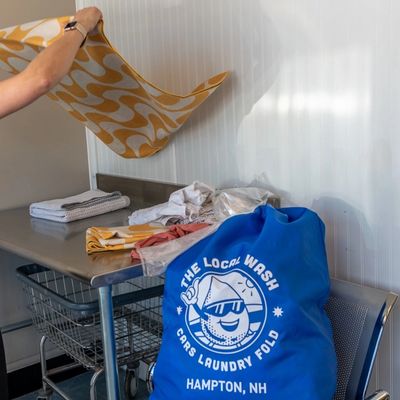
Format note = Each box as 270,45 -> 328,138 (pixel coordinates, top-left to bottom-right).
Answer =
17,371 -> 149,400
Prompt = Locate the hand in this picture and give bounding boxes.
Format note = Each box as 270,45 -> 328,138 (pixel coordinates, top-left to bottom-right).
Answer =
181,279 -> 200,306
74,7 -> 103,33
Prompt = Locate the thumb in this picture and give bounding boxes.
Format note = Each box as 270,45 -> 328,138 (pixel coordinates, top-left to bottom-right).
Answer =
181,292 -> 189,304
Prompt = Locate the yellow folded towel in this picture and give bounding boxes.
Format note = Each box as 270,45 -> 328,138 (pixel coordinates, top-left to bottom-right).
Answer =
86,224 -> 168,254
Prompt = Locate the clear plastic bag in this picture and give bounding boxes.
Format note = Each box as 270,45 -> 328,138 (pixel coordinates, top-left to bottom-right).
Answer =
139,223 -> 220,276
139,186 -> 274,276
212,187 -> 273,220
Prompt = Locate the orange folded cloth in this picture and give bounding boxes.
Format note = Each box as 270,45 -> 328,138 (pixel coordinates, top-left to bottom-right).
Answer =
86,224 -> 168,254
131,223 -> 209,261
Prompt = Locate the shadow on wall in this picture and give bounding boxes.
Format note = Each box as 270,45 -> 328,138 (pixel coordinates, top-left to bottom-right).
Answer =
311,196 -> 376,286
194,0 -> 282,187
183,0 -> 282,136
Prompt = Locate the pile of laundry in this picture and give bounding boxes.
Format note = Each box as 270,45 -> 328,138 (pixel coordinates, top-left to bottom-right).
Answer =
29,190 -> 130,223
86,223 -> 210,255
85,182 -> 274,273
128,182 -> 215,226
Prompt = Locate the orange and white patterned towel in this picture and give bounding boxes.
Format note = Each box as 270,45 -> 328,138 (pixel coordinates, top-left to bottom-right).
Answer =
0,17 -> 229,158
86,224 -> 168,254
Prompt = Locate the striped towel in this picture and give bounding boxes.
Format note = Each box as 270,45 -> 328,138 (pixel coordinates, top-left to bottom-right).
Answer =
30,190 -> 122,211
86,224 -> 169,254
29,190 -> 130,223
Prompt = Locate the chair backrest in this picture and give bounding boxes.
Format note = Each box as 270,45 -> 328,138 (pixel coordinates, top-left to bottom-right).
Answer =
325,279 -> 398,400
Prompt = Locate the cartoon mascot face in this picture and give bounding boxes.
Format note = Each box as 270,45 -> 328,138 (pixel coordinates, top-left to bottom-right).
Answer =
199,277 -> 250,346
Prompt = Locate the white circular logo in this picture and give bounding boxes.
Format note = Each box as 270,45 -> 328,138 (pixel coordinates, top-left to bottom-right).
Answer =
180,270 -> 267,354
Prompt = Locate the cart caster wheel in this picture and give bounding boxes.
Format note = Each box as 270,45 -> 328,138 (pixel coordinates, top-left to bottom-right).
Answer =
146,362 -> 156,394
36,385 -> 53,400
124,367 -> 139,399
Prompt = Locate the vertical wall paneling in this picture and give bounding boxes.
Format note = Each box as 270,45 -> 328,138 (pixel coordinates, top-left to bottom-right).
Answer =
76,0 -> 400,396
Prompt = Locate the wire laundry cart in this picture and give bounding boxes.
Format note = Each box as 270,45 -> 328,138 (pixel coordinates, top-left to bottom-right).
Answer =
17,264 -> 164,400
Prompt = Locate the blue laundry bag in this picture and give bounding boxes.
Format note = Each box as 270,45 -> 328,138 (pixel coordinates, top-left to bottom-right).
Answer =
151,205 -> 337,399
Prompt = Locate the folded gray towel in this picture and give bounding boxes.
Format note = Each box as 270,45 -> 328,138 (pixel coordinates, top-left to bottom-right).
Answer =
29,190 -> 122,212
30,196 -> 130,223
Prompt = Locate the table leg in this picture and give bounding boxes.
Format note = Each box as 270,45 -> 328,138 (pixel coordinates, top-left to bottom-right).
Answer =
98,285 -> 120,400
0,331 -> 8,400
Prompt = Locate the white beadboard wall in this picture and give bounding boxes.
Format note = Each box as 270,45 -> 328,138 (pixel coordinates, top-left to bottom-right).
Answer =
76,0 -> 400,396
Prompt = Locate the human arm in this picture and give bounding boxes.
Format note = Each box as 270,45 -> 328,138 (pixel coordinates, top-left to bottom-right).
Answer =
0,7 -> 102,119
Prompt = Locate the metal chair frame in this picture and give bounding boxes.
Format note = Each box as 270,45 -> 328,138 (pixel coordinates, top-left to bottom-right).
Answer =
327,278 -> 398,400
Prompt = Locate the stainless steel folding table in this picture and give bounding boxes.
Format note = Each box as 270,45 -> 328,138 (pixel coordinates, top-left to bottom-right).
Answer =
0,206 -> 143,400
